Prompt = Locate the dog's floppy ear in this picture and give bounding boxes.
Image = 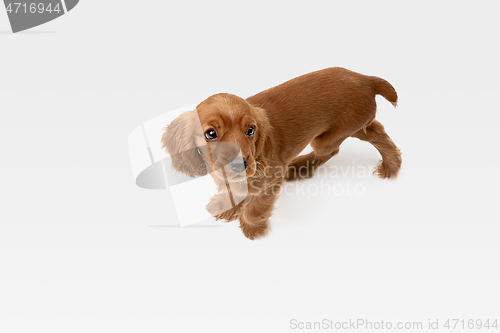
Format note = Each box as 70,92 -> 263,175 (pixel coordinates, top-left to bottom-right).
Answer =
161,111 -> 208,177
253,106 -> 275,164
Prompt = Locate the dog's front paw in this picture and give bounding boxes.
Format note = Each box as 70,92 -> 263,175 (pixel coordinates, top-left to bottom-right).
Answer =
239,219 -> 269,240
215,208 -> 239,222
206,193 -> 233,219
206,193 -> 245,222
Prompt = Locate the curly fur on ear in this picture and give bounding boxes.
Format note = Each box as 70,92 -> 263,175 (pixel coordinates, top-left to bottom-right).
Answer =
161,111 -> 208,177
252,106 -> 275,166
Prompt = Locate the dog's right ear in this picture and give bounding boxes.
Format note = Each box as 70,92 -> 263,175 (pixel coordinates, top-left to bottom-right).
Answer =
161,111 -> 208,177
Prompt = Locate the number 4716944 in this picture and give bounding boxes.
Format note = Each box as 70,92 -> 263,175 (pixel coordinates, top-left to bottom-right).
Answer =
444,319 -> 498,330
5,3 -> 61,14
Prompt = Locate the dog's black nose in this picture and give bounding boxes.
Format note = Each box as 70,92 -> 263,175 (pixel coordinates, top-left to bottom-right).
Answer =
228,158 -> 248,172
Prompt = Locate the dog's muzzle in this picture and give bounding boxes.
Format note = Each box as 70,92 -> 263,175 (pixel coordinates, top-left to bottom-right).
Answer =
228,158 -> 248,172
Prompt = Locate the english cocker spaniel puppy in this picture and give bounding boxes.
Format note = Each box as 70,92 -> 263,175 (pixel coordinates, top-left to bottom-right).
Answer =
162,67 -> 401,239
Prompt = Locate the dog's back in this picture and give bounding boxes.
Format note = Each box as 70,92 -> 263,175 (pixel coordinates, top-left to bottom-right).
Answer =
247,67 -> 398,161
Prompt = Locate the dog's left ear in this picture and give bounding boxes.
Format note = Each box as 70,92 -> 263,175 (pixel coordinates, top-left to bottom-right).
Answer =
253,106 -> 275,163
161,111 -> 207,177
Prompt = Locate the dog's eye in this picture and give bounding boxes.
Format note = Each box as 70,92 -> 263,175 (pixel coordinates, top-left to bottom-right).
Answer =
205,129 -> 218,140
247,126 -> 255,137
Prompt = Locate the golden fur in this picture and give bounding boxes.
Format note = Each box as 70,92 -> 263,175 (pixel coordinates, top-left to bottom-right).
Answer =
162,67 -> 401,239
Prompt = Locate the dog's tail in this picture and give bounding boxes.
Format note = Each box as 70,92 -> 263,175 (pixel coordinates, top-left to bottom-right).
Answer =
370,76 -> 398,108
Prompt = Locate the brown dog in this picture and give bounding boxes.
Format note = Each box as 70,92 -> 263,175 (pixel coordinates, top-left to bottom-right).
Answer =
162,67 -> 401,239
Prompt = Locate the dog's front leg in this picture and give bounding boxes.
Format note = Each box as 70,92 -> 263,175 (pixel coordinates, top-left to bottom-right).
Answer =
239,182 -> 283,240
206,192 -> 249,222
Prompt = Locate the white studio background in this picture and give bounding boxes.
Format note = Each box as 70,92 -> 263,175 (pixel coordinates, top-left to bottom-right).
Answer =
1,1 -> 499,332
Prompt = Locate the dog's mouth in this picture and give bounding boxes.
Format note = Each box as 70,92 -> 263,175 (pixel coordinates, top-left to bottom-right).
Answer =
229,173 -> 246,181
211,167 -> 251,183
215,172 -> 247,183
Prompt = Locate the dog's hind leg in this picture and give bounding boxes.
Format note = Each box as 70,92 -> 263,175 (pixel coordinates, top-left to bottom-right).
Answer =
351,119 -> 401,179
285,130 -> 348,181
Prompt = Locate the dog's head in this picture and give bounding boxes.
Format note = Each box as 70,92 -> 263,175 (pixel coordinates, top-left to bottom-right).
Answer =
161,93 -> 273,182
